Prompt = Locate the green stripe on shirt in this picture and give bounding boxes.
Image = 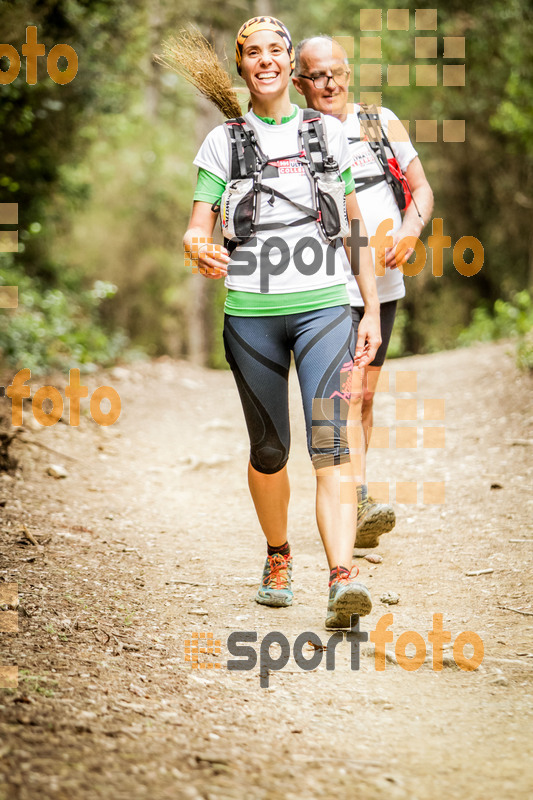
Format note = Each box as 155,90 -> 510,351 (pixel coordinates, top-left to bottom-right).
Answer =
224,285 -> 350,316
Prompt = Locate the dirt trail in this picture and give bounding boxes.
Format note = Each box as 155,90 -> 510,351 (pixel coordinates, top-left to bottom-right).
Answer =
0,341 -> 532,800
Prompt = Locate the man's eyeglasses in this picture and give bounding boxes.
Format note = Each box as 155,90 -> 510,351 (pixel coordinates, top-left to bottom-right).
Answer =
297,67 -> 351,89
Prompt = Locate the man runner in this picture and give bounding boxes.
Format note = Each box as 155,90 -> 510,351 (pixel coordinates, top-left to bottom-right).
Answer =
293,35 -> 434,548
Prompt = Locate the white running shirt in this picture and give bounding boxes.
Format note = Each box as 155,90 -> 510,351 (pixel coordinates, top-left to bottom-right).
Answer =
341,106 -> 418,306
194,109 -> 352,294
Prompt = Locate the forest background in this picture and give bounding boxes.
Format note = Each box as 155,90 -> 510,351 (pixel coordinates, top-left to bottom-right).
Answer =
1,0 -> 532,373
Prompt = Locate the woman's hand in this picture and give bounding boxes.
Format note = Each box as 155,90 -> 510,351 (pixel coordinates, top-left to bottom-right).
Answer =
197,241 -> 230,280
354,311 -> 381,368
184,202 -> 228,280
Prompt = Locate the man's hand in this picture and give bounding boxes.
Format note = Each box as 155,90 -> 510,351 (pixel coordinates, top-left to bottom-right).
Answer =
384,224 -> 422,269
354,311 -> 381,368
197,242 -> 230,279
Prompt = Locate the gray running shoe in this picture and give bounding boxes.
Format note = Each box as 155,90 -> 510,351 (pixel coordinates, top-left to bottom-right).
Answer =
355,496 -> 396,549
325,567 -> 372,629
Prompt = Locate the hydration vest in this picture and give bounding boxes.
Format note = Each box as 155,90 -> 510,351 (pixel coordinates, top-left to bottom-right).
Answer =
348,105 -> 413,212
213,109 -> 349,252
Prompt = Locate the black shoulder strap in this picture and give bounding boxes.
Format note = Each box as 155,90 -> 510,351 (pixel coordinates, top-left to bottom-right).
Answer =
358,106 -> 387,164
357,105 -> 399,191
224,117 -> 257,180
300,108 -> 329,174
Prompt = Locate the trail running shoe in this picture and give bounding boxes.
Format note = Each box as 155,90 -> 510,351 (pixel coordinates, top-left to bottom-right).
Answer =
255,553 -> 293,607
355,496 -> 396,549
325,566 -> 372,629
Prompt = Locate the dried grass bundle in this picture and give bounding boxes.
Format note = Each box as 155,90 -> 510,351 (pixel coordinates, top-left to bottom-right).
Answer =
154,28 -> 242,119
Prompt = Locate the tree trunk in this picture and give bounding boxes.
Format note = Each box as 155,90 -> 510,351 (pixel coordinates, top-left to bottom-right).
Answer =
145,3 -> 163,121
188,94 -> 222,366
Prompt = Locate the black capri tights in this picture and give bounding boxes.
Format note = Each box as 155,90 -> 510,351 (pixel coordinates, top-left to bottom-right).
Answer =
223,305 -> 356,474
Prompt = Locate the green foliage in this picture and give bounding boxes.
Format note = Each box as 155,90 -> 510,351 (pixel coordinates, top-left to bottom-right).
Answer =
0,256 -> 127,374
279,0 -> 532,359
517,329 -> 533,372
459,290 -> 533,370
386,307 -> 408,359
1,0 -> 532,369
0,0 -> 146,274
459,291 -> 533,342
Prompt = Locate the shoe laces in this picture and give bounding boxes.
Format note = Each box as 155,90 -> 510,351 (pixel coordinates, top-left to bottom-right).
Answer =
358,496 -> 371,513
264,553 -> 292,589
329,564 -> 359,588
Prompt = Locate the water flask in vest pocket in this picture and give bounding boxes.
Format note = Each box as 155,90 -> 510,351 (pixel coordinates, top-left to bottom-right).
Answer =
220,178 -> 255,242
315,157 -> 350,241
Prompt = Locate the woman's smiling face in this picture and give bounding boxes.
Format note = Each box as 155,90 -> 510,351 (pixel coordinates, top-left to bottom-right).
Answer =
240,30 -> 291,98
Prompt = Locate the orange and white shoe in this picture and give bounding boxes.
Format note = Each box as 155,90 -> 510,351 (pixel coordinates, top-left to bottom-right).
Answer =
255,553 -> 293,607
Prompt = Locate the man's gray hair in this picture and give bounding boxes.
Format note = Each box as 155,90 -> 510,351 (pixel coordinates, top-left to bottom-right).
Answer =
294,35 -> 348,74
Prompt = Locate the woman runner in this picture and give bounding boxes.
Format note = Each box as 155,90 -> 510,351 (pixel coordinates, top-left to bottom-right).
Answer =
183,16 -> 381,628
